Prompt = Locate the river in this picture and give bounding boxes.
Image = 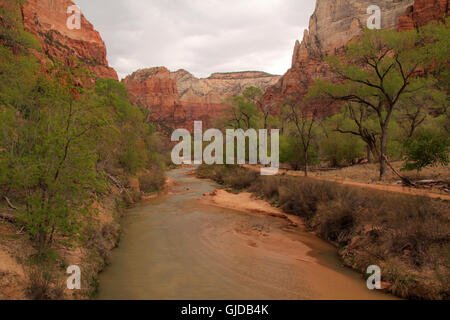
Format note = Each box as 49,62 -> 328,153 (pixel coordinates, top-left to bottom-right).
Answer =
97,168 -> 393,300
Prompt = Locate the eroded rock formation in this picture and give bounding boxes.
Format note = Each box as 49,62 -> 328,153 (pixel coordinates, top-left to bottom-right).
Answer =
398,0 -> 449,31
21,0 -> 117,79
123,68 -> 280,130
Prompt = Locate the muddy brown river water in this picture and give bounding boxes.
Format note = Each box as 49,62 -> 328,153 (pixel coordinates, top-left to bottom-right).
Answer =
97,168 -> 393,300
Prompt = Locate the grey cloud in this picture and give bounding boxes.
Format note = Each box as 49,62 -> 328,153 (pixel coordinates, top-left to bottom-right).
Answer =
76,0 -> 316,79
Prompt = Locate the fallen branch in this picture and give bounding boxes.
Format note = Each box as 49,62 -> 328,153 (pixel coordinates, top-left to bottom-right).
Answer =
383,155 -> 416,187
105,173 -> 134,203
3,196 -> 18,211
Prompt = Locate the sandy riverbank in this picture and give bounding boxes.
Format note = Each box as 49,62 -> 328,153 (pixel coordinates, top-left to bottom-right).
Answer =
200,189 -> 304,228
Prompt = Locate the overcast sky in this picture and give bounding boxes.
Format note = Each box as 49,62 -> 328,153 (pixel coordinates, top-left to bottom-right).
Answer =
76,0 -> 316,79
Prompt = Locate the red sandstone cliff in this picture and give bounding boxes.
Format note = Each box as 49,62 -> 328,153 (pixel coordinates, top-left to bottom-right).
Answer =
123,68 -> 280,130
398,0 -> 449,31
21,0 -> 117,80
260,0 -> 440,114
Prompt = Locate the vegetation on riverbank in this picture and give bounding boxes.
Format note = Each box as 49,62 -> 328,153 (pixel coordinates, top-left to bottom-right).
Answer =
197,164 -> 450,300
212,23 -> 449,182
0,1 -> 169,299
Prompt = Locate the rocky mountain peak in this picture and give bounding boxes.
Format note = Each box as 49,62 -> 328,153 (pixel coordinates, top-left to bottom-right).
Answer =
21,0 -> 117,79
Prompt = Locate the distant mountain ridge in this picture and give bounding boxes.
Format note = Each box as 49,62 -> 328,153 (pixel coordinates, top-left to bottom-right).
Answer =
123,67 -> 280,130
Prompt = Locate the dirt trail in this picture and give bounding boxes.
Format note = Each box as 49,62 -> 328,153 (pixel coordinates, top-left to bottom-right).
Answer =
244,165 -> 450,201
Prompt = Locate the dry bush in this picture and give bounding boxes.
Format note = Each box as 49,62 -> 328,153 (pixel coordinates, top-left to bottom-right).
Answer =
84,222 -> 120,263
25,262 -> 64,300
249,176 -> 283,200
196,164 -> 218,179
277,178 -> 338,220
197,165 -> 258,190
139,167 -> 166,193
222,167 -> 258,190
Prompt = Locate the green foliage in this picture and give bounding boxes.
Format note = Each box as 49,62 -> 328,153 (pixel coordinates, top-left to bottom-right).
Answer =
0,17 -> 168,253
402,130 -> 449,172
309,26 -> 448,179
221,87 -> 264,130
242,86 -> 263,104
0,0 -> 41,52
224,96 -> 262,130
320,131 -> 365,167
279,133 -> 319,170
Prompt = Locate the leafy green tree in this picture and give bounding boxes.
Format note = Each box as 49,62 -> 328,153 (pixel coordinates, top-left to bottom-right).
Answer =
224,96 -> 262,130
283,103 -> 322,176
402,129 -> 449,172
0,0 -> 171,268
320,131 -> 365,167
327,103 -> 381,163
310,27 -> 444,180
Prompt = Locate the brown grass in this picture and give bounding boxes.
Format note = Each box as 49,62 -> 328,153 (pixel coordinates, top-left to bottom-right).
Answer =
308,162 -> 450,184
138,167 -> 166,193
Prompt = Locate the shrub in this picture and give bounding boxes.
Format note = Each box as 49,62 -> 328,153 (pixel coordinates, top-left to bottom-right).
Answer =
277,178 -> 337,221
249,176 -> 282,200
222,167 -> 258,190
197,165 -> 258,190
139,167 -> 166,193
25,249 -> 64,300
320,132 -> 365,167
402,129 -> 449,172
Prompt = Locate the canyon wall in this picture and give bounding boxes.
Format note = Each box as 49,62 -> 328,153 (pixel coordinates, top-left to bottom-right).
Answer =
260,0 -> 446,115
123,68 -> 280,130
398,0 -> 449,30
21,0 -> 117,80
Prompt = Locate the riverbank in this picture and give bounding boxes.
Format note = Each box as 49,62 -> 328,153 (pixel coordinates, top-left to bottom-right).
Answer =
0,172 -> 168,300
0,191 -> 124,299
200,189 -> 303,228
197,165 -> 450,300
97,167 -> 393,300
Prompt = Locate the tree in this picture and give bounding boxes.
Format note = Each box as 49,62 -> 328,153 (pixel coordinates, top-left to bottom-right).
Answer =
310,27 -> 441,180
320,131 -> 366,167
285,102 -> 322,176
402,129 -> 449,172
330,102 -> 381,163
224,87 -> 263,130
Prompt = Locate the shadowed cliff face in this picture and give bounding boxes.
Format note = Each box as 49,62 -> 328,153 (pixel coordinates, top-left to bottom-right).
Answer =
123,67 -> 280,130
260,0 -> 417,115
21,0 -> 117,80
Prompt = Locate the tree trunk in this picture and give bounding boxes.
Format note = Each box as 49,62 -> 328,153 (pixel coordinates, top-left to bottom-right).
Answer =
379,130 -> 388,181
367,145 -> 372,163
304,150 -> 308,177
